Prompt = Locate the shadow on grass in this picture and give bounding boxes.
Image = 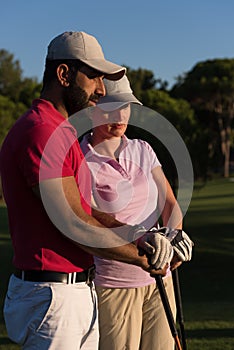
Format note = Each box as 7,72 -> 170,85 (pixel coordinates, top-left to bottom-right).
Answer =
186,328 -> 234,338
0,206 -> 9,235
0,337 -> 16,345
0,237 -> 12,242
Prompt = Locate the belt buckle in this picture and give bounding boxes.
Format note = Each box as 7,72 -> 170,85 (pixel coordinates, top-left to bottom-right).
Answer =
86,265 -> 95,285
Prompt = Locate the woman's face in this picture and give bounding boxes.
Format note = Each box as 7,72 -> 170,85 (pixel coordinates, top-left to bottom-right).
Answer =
92,104 -> 131,139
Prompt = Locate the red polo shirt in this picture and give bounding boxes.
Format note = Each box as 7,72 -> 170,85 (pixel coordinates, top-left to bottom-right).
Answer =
0,99 -> 93,272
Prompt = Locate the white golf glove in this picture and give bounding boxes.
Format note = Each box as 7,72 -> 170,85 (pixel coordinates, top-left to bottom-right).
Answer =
138,230 -> 174,269
150,227 -> 194,262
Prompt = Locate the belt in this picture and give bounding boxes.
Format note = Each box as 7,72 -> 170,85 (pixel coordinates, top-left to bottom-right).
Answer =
14,265 -> 96,284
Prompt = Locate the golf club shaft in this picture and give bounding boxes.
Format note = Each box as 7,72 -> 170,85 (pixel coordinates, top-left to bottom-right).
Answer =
172,269 -> 187,350
155,275 -> 182,350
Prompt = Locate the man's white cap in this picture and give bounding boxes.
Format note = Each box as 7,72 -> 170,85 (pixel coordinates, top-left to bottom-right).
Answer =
97,75 -> 142,111
46,31 -> 126,81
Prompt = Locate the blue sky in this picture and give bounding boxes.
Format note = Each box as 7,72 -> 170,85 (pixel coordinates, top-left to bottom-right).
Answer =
1,0 -> 234,88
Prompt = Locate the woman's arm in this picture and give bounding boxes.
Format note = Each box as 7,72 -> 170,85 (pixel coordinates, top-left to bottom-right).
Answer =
152,166 -> 183,229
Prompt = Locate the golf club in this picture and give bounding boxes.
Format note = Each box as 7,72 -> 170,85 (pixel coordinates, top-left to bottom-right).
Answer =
155,274 -> 183,350
172,268 -> 187,350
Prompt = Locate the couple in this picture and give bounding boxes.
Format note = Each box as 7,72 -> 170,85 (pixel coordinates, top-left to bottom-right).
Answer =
0,31 -> 193,349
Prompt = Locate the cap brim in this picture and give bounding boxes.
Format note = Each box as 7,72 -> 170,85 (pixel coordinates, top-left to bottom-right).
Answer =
80,58 -> 126,81
97,93 -> 142,111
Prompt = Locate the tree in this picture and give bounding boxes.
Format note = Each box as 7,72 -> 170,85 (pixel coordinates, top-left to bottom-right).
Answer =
126,67 -> 168,98
141,89 -> 206,180
19,77 -> 42,106
0,49 -> 42,138
126,68 -> 204,180
171,59 -> 234,177
0,95 -> 26,146
0,50 -> 42,198
0,49 -> 42,105
0,49 -> 23,102
126,67 -> 156,98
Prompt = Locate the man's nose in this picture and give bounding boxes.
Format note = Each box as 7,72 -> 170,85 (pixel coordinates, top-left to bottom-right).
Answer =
96,77 -> 105,97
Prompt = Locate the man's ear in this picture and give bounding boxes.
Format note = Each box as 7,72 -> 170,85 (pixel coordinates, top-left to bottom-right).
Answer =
57,64 -> 70,87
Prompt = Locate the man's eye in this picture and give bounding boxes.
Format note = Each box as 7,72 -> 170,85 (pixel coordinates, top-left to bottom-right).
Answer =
80,65 -> 103,79
88,72 -> 102,79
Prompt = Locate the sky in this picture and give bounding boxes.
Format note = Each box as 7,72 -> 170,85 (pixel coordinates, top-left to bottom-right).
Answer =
1,0 -> 234,88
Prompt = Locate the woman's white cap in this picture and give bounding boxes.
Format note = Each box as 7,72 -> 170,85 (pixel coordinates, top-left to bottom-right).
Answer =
97,75 -> 142,111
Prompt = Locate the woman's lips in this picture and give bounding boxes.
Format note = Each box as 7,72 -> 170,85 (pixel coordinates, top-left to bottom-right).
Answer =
111,123 -> 126,128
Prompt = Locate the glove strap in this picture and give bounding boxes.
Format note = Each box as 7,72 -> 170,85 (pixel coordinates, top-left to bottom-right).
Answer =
127,225 -> 146,242
150,226 -> 181,242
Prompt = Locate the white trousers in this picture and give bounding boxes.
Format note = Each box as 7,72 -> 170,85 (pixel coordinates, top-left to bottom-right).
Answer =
4,274 -> 99,350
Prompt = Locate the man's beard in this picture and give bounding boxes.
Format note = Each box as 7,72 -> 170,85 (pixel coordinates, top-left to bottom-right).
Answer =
63,83 -> 90,116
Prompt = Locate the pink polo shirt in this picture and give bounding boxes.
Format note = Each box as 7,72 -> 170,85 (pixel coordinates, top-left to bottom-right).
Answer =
81,134 -> 161,288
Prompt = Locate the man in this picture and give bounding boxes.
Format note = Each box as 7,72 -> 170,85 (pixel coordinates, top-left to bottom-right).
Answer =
0,31 -> 172,350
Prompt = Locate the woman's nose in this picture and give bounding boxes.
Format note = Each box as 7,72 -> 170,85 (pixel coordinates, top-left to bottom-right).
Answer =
110,110 -> 122,122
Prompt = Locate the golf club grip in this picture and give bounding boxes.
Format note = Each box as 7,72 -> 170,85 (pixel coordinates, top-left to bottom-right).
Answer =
155,275 -> 178,338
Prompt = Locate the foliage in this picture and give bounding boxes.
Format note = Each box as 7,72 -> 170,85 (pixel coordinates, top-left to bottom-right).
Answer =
0,96 -> 28,146
172,59 -> 234,106
0,50 -> 22,102
171,58 -> 234,177
0,49 -> 42,104
18,77 -> 42,106
148,90 -> 210,180
126,66 -> 168,98
127,70 -> 208,180
0,50 -> 42,146
141,89 -> 196,141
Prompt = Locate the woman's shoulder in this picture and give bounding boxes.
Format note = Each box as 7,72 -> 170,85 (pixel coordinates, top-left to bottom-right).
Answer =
126,137 -> 153,151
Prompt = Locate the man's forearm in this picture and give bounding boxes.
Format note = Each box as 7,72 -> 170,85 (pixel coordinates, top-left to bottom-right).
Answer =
92,208 -> 125,228
38,177 -> 149,268
77,241 -> 149,268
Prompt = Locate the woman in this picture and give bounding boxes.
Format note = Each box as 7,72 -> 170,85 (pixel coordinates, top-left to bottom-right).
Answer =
80,75 -> 184,350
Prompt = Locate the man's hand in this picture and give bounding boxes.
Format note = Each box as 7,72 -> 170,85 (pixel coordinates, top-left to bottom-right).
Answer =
138,231 -> 174,269
148,264 -> 169,277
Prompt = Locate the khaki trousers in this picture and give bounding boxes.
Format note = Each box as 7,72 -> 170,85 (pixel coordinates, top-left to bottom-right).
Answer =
96,275 -> 176,350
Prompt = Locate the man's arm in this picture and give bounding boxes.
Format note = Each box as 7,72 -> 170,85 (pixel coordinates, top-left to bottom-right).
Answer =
91,207 -> 124,228
33,176 -> 166,274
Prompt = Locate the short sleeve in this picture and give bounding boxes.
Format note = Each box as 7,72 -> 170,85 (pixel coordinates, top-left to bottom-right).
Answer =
138,139 -> 161,170
17,123 -> 77,186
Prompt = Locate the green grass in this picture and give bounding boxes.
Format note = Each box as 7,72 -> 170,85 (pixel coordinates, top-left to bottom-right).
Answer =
0,202 -> 18,349
0,178 -> 234,349
176,177 -> 234,349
